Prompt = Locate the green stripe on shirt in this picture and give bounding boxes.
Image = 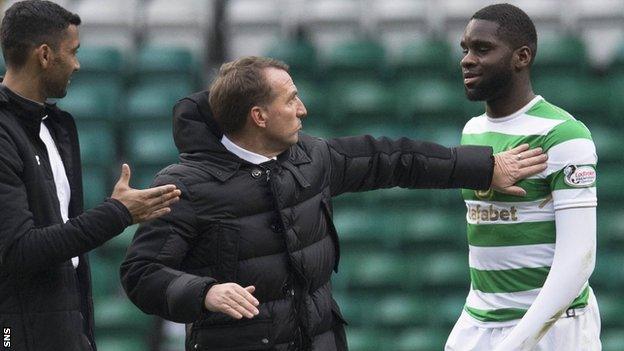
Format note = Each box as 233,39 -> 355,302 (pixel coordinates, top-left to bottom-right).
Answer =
470,266 -> 551,293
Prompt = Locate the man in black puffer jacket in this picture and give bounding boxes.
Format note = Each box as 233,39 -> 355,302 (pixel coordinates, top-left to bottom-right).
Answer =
120,57 -> 547,351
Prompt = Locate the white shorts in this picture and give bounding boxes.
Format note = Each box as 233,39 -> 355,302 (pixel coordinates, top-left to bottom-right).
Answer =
445,291 -> 601,351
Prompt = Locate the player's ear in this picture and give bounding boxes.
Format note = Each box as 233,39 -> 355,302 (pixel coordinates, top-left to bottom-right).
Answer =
250,105 -> 267,128
514,46 -> 532,70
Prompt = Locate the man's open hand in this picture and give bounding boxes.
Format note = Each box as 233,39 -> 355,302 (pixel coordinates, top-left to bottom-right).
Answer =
492,144 -> 548,196
111,164 -> 181,223
204,283 -> 260,319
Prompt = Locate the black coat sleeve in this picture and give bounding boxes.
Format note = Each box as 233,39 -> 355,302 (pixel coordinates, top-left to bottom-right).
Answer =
326,135 -> 494,197
120,174 -> 216,323
0,132 -> 132,273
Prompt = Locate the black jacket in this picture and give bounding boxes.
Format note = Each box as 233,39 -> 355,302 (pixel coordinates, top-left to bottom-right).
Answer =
0,85 -> 132,351
120,91 -> 494,351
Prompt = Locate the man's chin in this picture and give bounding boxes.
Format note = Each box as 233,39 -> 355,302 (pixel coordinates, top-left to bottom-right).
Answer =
464,88 -> 487,102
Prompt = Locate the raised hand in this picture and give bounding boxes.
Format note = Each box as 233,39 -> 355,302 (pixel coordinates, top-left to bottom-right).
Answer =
204,283 -> 260,319
111,164 -> 181,223
492,144 -> 548,196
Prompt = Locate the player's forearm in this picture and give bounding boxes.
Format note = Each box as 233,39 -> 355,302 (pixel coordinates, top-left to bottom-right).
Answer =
494,207 -> 596,351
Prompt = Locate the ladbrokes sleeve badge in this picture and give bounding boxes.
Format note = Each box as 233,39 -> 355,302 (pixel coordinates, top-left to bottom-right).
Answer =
563,165 -> 596,187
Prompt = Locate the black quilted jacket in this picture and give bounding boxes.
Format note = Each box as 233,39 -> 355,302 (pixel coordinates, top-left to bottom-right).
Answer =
120,90 -> 494,351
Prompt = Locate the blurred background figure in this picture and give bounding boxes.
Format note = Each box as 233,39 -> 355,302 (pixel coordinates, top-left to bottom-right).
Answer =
0,0 -> 619,350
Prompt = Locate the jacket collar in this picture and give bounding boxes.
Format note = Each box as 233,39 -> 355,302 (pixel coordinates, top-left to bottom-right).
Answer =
0,84 -> 60,135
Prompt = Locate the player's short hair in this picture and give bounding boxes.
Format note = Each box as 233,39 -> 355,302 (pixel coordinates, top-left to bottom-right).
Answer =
472,3 -> 537,65
1,0 -> 81,69
209,56 -> 289,135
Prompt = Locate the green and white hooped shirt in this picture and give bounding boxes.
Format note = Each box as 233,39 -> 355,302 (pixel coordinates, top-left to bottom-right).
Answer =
460,95 -> 597,326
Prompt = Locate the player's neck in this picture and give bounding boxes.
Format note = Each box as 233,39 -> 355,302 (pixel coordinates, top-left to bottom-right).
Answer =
2,69 -> 46,103
486,79 -> 535,118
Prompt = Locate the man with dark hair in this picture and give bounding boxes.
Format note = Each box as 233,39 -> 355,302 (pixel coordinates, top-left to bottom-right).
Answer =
120,56 -> 547,350
0,1 -> 180,350
446,3 -> 601,350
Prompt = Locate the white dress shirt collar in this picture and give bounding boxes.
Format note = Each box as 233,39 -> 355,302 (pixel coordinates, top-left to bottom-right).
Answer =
221,134 -> 276,165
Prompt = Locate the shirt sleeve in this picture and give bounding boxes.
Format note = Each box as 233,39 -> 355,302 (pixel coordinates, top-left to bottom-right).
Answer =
544,120 -> 597,211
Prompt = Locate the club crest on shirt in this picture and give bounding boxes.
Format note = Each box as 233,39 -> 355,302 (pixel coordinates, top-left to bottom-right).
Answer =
563,165 -> 596,187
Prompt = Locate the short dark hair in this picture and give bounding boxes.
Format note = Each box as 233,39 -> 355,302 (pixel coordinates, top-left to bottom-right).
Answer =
209,56 -> 289,135
472,3 -> 537,64
1,0 -> 81,68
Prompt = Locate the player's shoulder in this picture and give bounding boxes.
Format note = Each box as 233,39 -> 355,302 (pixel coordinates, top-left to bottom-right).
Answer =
461,113 -> 488,134
527,98 -> 592,146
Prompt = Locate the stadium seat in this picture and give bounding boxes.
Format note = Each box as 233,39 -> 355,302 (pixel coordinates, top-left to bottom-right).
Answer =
59,79 -> 123,120
302,0 -> 363,54
372,294 -> 428,327
75,120 -> 116,165
323,39 -> 387,81
76,46 -> 125,75
340,251 -> 408,290
94,297 -> 152,334
392,39 -> 455,80
597,293 -> 624,328
89,253 -> 119,299
596,165 -> 624,204
393,327 -> 450,351
225,0 -> 284,58
590,124 -> 622,164
396,78 -> 465,125
123,121 -> 178,167
370,0 -> 428,55
418,252 -> 470,291
602,329 -> 624,351
345,327 -> 385,351
532,35 -> 588,76
144,0 -> 213,55
136,46 -> 199,76
81,167 -> 109,210
96,336 -> 148,351
592,250 -> 624,289
125,79 -> 194,120
533,74 -> 608,119
294,79 -> 330,127
70,0 -> 139,50
328,79 -> 395,125
265,38 -> 318,81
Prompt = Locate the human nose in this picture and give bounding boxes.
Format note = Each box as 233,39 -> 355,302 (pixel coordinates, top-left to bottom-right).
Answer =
461,50 -> 476,69
297,98 -> 307,119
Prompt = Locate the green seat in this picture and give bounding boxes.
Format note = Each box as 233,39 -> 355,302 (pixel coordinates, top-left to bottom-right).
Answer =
532,35 -> 587,76
341,251 -> 408,290
419,252 -> 470,291
89,253 -> 119,299
597,294 -> 624,328
82,167 -> 109,210
103,224 -> 139,254
591,125 -> 622,164
60,79 -> 122,120
125,79 -> 193,120
393,327 -> 449,351
333,207 -> 409,249
598,209 -> 624,246
591,251 -> 624,289
402,209 -> 466,250
397,78 -> 465,125
429,294 -> 467,327
76,121 -> 115,165
266,38 -> 318,80
533,75 -> 608,119
136,46 -> 199,77
392,39 -> 454,80
123,122 -> 178,166
602,329 -> 624,351
96,336 -> 148,351
373,294 -> 428,327
94,297 -> 152,335
345,328 -> 385,351
324,39 -> 386,81
295,79 -> 329,124
597,165 -> 624,203
77,46 -> 124,75
329,79 -> 396,124
607,77 -> 624,126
